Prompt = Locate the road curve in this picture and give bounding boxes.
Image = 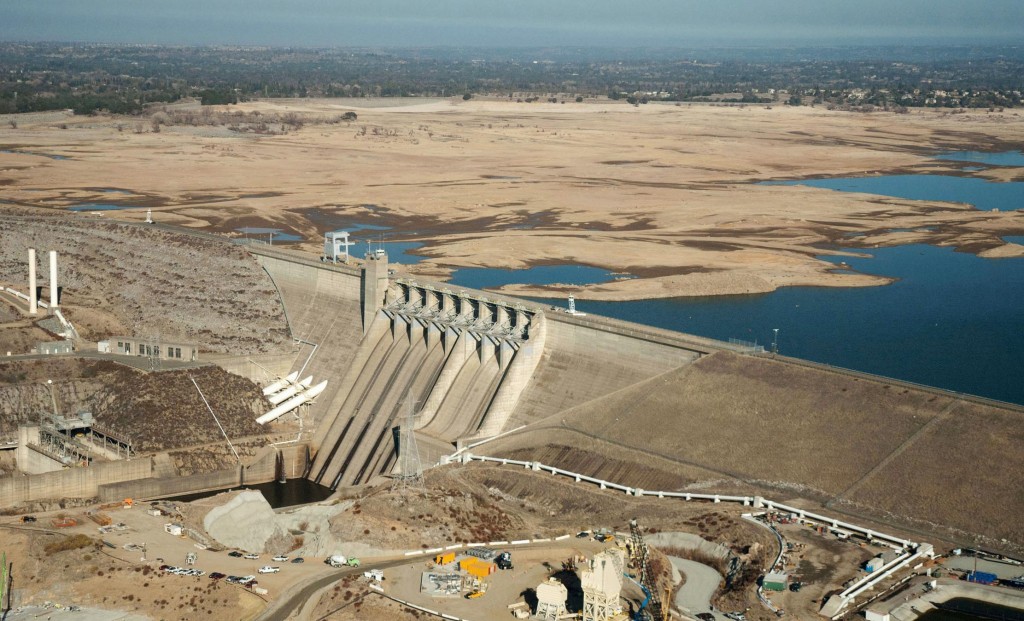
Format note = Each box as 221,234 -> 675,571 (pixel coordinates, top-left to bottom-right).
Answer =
252,557 -> 415,621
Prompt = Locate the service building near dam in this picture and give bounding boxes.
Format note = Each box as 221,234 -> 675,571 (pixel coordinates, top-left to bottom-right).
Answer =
1,222 -> 1023,618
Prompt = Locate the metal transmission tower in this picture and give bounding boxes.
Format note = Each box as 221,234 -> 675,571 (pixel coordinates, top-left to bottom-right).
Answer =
628,518 -> 663,621
392,396 -> 423,492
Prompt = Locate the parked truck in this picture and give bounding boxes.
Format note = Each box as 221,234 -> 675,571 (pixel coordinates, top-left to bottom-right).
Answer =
326,555 -> 360,568
966,571 -> 997,585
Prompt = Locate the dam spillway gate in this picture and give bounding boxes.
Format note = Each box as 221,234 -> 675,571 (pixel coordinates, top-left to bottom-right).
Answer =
309,276 -> 544,490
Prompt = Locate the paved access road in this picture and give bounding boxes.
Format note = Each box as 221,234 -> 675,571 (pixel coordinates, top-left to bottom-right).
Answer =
253,556 -> 415,621
668,556 -> 728,620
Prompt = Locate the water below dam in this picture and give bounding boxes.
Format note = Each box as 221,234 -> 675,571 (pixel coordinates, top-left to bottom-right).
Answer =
158,478 -> 333,509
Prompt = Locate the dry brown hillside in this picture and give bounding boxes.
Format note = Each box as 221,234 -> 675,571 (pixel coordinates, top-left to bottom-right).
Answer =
0,213 -> 290,354
0,358 -> 268,452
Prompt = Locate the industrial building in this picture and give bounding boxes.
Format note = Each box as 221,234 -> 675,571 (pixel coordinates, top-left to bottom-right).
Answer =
763,571 -> 789,591
535,578 -> 569,620
581,549 -> 625,621
101,337 -> 198,361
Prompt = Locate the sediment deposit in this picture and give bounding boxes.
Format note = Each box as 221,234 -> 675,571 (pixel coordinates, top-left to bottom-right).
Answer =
3,100 -> 1022,299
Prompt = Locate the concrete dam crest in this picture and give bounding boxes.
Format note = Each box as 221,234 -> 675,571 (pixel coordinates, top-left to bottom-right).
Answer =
252,246 -> 701,490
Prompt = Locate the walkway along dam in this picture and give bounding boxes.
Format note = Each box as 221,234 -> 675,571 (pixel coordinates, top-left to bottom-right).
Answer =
249,245 -> 1023,554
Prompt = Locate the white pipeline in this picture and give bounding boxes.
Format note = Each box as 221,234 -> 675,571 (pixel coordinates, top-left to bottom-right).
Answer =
262,371 -> 298,396
267,376 -> 313,405
256,380 -> 327,425
28,248 -> 37,314
49,250 -> 58,308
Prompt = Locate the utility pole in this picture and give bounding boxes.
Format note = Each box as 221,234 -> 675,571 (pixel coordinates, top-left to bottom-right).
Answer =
393,395 -> 423,494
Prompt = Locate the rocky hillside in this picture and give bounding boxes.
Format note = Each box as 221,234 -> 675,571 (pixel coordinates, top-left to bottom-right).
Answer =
0,213 -> 290,354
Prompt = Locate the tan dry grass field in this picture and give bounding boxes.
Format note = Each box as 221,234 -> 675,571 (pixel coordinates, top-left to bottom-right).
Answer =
2,99 -> 1023,300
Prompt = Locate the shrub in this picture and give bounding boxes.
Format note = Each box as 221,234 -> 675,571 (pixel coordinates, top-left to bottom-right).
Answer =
44,534 -> 95,555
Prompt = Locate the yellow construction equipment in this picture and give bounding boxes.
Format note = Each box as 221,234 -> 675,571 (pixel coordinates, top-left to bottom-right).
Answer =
435,552 -> 455,565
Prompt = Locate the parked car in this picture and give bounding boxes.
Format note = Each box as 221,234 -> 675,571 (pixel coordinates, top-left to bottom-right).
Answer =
228,551 -> 243,558
576,531 -> 590,538
243,553 -> 260,560
258,566 -> 280,574
272,555 -> 288,562
291,557 -> 304,564
209,572 -> 226,580
20,515 -> 37,523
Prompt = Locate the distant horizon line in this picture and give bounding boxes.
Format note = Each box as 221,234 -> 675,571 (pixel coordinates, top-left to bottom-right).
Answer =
2,40 -> 1022,51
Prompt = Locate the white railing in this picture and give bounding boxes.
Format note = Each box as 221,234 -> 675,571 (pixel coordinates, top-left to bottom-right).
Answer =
445,453 -> 933,618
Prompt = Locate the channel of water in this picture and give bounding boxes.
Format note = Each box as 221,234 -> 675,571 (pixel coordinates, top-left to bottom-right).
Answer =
158,478 -> 333,509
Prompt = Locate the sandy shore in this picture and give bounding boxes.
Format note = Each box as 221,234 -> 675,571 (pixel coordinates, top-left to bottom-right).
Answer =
1,99 -> 1022,299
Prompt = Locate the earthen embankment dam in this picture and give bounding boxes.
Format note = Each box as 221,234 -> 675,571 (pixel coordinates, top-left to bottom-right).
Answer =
249,244 -> 1024,554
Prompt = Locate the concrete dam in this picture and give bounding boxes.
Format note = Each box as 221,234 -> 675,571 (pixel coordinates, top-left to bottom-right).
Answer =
251,246 -> 708,489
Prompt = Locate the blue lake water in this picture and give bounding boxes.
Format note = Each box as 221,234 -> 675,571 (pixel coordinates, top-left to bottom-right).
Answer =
68,203 -> 138,212
440,157 -> 1024,402
449,264 -> 625,290
352,241 -> 424,265
0,149 -> 68,160
532,244 -> 1024,404
763,175 -> 1024,212
935,150 -> 1024,167
235,227 -> 303,242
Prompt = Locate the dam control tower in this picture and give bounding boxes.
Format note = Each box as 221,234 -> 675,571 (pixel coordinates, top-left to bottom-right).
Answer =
361,248 -> 388,332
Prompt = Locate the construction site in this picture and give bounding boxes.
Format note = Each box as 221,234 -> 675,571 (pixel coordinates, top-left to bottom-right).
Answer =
1,210 -> 1023,621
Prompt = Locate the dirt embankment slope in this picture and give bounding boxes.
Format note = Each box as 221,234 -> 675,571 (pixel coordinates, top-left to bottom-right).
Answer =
484,351 -> 1024,554
2,101 -> 1022,300
0,214 -> 290,354
0,358 -> 268,453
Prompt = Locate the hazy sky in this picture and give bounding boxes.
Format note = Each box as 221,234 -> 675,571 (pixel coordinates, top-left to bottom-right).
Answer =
3,0 -> 1022,47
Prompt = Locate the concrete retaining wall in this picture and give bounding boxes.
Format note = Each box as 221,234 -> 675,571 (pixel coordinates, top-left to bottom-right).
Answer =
209,353 -> 298,384
0,457 -> 153,507
98,467 -> 240,502
96,444 -> 308,501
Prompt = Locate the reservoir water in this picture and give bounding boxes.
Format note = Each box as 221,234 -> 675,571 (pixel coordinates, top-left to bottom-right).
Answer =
934,150 -> 1024,167
533,243 -> 1024,404
68,203 -> 139,212
762,174 -> 1024,212
458,152 -> 1024,404
449,264 -> 626,289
